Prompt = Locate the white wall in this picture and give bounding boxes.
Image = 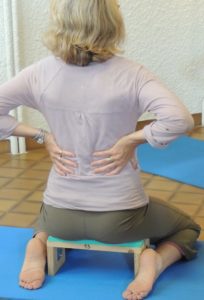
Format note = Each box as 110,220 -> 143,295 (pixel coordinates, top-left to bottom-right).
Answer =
16,0 -> 49,128
0,1 -> 8,83
0,0 -> 204,128
121,0 -> 204,114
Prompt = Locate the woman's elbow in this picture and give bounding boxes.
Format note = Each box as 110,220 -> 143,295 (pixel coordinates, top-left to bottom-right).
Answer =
179,114 -> 194,133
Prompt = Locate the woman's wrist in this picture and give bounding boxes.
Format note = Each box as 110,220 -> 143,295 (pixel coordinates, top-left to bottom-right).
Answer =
44,132 -> 55,146
12,123 -> 50,144
32,128 -> 49,144
125,129 -> 146,147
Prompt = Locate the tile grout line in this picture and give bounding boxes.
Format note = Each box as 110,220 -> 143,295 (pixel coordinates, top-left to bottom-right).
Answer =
0,153 -> 49,222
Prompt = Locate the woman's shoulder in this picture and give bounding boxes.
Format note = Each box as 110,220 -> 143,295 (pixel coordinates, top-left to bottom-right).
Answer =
107,55 -> 154,83
12,56 -> 64,94
34,55 -> 64,72
21,56 -> 64,85
111,55 -> 141,68
18,56 -> 62,77
109,55 -> 145,76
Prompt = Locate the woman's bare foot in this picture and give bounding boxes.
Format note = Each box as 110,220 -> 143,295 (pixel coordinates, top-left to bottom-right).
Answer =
19,236 -> 47,290
122,248 -> 162,300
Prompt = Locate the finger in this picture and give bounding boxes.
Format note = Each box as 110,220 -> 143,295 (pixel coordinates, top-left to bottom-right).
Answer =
55,149 -> 76,158
106,166 -> 123,176
93,162 -> 116,174
54,165 -> 67,176
57,157 -> 78,168
91,156 -> 115,167
55,166 -> 75,176
130,157 -> 137,169
49,147 -> 75,160
61,150 -> 76,158
93,150 -> 112,157
54,150 -> 78,168
55,160 -> 75,174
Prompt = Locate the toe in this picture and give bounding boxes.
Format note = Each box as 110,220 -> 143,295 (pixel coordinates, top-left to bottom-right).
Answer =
19,278 -> 43,290
134,291 -> 146,300
123,289 -> 133,298
123,288 -> 144,300
25,283 -> 32,290
131,294 -> 140,300
125,293 -> 135,300
32,279 -> 43,289
138,291 -> 147,299
23,282 -> 29,289
19,279 -> 28,288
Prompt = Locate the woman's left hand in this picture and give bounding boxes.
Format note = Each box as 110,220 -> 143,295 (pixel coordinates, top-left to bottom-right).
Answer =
91,135 -> 138,175
45,133 -> 77,176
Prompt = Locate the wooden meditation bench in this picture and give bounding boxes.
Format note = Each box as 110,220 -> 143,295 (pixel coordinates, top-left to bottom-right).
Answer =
47,236 -> 149,276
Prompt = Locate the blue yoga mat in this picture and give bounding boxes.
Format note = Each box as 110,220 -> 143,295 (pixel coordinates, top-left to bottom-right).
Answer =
0,227 -> 203,300
137,136 -> 204,188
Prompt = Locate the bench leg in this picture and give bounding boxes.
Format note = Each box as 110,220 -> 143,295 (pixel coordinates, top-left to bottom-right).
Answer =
47,246 -> 66,275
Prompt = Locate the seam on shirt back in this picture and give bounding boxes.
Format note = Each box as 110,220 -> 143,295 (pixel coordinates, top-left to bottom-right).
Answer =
39,64 -> 64,105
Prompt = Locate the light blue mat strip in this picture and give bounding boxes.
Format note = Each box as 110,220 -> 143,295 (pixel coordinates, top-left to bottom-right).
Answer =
137,136 -> 204,188
48,236 -> 145,248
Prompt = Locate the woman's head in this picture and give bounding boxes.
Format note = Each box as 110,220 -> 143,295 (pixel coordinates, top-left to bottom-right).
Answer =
44,0 -> 125,66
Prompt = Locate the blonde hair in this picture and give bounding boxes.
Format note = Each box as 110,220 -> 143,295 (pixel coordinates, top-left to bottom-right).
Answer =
44,0 -> 125,66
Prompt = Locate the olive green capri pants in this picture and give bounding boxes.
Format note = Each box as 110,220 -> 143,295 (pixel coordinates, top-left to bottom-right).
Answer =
35,197 -> 201,260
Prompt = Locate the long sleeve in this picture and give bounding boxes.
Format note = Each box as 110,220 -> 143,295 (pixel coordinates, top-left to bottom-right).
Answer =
0,65 -> 39,139
137,67 -> 194,148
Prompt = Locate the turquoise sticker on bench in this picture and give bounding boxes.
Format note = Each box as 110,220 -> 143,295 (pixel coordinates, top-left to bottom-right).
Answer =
48,236 -> 145,248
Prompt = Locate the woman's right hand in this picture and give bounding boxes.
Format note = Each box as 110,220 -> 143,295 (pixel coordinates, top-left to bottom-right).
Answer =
45,133 -> 77,176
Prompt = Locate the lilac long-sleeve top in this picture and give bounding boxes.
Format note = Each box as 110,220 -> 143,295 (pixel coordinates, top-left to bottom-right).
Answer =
0,56 -> 194,211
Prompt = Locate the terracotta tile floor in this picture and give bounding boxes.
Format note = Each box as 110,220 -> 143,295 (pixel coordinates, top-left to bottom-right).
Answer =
0,127 -> 204,240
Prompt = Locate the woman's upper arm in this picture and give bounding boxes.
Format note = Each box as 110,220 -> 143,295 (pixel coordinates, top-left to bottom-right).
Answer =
0,64 -> 39,139
0,64 -> 39,113
136,66 -> 194,148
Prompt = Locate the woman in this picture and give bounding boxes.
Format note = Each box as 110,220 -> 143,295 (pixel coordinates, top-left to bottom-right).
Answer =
0,1 -> 200,299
